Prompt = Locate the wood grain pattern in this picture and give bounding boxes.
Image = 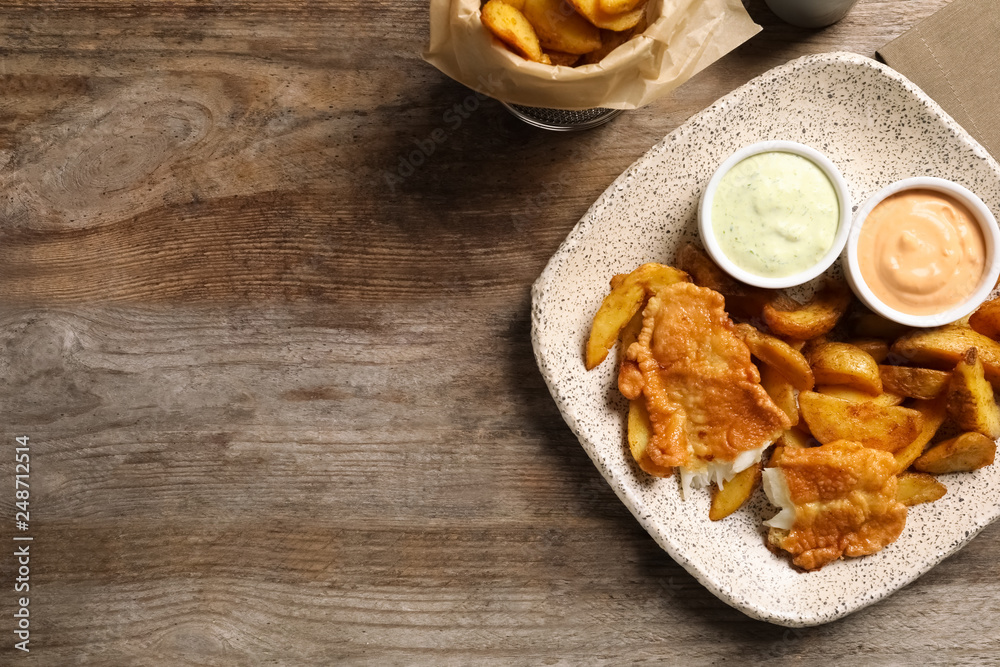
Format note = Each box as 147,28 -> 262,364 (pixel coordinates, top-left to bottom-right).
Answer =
4,0 -> 999,663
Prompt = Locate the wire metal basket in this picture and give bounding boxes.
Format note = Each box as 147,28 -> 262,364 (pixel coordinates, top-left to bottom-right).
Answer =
501,102 -> 624,131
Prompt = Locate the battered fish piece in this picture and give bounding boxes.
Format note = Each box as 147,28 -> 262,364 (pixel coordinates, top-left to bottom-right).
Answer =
764,440 -> 908,571
620,282 -> 791,493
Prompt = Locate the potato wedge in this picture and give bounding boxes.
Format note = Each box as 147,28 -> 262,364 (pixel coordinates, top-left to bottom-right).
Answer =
893,396 -> 948,472
851,311 -> 911,340
523,0 -> 602,54
914,431 -> 997,474
799,390 -> 922,452
709,463 -> 760,521
545,50 -> 581,66
734,323 -> 814,391
848,338 -> 889,363
891,325 -> 1000,386
627,399 -> 672,477
600,0 -> 644,13
675,243 -> 782,320
896,472 -> 947,506
498,0 -> 526,9
809,342 -> 882,395
879,365 -> 951,400
482,0 -> 551,63
946,347 -> 1000,438
815,385 -> 904,406
585,263 -> 687,369
762,281 -> 854,340
760,364 -> 798,426
969,297 -> 1000,340
778,426 -> 814,449
566,0 -> 645,30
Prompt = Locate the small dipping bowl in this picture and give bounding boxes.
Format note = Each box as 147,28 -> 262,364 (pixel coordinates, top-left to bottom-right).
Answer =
843,177 -> 1000,328
699,140 -> 852,289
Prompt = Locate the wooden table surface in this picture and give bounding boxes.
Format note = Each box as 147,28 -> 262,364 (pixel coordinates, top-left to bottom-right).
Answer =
3,0 -> 999,663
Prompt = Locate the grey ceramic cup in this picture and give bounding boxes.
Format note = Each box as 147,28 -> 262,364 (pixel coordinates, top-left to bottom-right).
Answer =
764,0 -> 859,28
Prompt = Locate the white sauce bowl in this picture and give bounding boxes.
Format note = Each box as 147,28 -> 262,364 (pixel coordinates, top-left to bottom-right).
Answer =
698,140 -> 852,289
843,177 -> 1000,328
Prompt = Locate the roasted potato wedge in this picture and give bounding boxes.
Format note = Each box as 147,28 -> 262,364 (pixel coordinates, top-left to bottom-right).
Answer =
815,385 -> 904,406
675,243 -> 784,320
760,364 -> 798,426
879,365 -> 951,400
896,472 -> 947,506
627,398 -> 672,477
600,0 -> 644,13
566,0 -> 645,30
851,311 -> 911,340
778,426 -> 814,449
799,390 -> 923,452
524,0 -> 602,54
734,323 -> 814,391
545,50 -> 582,66
946,347 -> 1000,438
709,463 -> 760,521
914,431 -> 997,474
809,342 -> 882,395
891,325 -> 1000,386
482,0 -> 551,63
762,281 -> 853,340
585,263 -> 687,369
970,297 -> 1000,340
893,396 -> 949,472
848,338 -> 890,363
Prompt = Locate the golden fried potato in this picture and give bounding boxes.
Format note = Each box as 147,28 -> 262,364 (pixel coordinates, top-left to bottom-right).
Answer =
578,25 -> 639,65
567,0 -> 645,32
879,365 -> 951,400
585,263 -> 688,370
498,0 -> 526,9
760,364 -> 798,426
799,390 -> 923,453
709,463 -> 760,521
599,0 -> 644,13
734,323 -> 814,391
778,426 -> 814,449
851,311 -> 911,340
896,471 -> 947,506
946,347 -> 1000,438
762,281 -> 854,340
809,342 -> 882,395
815,385 -> 904,406
914,431 -> 997,474
523,0 -> 602,54
970,297 -> 1000,340
893,396 -> 949,472
545,50 -> 582,66
848,338 -> 889,363
627,398 -> 672,477
891,325 -> 1000,387
675,243 -> 783,320
482,0 -> 551,63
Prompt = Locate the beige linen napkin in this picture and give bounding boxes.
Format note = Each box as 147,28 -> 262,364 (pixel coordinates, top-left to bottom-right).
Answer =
877,0 -> 1000,160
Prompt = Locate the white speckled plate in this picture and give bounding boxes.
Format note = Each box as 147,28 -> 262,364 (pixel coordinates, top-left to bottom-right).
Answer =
531,52 -> 1000,627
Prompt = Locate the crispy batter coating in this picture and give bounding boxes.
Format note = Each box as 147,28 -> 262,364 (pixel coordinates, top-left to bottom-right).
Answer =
769,440 -> 907,571
622,282 -> 790,470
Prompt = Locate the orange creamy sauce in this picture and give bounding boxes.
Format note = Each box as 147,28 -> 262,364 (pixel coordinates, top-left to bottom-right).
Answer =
857,189 -> 986,315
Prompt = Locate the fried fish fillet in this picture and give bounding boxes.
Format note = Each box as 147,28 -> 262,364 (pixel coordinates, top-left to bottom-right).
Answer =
620,282 -> 791,493
764,440 -> 908,571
